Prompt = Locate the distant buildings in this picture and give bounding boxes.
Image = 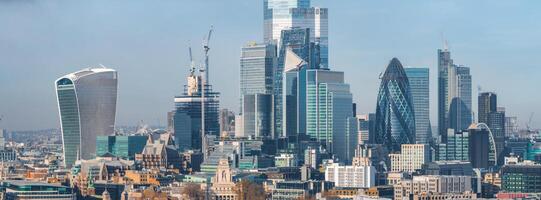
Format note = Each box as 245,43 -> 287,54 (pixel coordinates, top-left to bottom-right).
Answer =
405,67 -> 431,144
55,67 -> 118,167
375,58 -> 416,152
219,109 -> 236,137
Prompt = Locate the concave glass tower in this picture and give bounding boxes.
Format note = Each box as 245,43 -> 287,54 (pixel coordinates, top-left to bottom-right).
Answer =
55,67 -> 118,167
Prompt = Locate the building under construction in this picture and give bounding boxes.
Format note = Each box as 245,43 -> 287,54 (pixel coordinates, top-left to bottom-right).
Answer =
173,69 -> 220,152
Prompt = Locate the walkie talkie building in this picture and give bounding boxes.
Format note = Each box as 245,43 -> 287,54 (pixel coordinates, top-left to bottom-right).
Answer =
55,67 -> 118,167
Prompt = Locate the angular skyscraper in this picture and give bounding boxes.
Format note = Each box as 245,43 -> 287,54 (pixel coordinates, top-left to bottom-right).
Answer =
405,67 -> 431,144
375,58 -> 416,152
173,69 -> 220,151
273,28 -> 311,138
263,0 -> 328,67
55,67 -> 118,167
240,42 -> 276,138
438,47 -> 472,142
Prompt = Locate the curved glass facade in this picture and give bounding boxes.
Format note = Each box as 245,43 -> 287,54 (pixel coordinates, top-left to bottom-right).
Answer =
375,58 -> 416,152
56,68 -> 118,167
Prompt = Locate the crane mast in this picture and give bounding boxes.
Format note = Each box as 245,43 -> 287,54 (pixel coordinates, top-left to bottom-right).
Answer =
201,26 -> 213,161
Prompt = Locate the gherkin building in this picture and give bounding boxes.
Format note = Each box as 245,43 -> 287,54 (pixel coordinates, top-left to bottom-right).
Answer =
375,58 -> 416,152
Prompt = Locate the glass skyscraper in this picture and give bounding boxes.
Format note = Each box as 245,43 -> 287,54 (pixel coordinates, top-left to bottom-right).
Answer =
55,67 -> 118,167
405,67 -> 431,144
274,28 -> 311,138
240,42 -> 276,138
263,0 -> 328,67
305,69 -> 356,162
438,47 -> 472,142
375,58 -> 416,152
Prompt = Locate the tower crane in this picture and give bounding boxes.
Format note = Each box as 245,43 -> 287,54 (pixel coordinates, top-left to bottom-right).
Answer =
201,26 -> 213,162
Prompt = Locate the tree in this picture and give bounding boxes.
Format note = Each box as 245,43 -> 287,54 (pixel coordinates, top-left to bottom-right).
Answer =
234,180 -> 266,200
182,183 -> 205,200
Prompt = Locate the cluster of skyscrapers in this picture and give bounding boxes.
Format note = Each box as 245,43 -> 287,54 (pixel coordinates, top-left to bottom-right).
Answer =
47,1 -> 541,199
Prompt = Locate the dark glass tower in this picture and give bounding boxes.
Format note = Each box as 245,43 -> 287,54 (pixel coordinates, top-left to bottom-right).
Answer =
375,58 -> 416,152
478,92 -> 497,124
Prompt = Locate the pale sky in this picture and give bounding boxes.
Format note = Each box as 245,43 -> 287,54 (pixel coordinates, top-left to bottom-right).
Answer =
0,0 -> 540,130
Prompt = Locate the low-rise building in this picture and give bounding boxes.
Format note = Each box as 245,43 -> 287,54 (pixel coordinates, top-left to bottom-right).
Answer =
1,180 -> 76,200
325,162 -> 375,188
394,175 -> 472,199
390,144 -> 430,173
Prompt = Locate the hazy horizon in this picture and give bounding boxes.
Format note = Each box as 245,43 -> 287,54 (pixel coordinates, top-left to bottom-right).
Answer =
1,0 -> 540,131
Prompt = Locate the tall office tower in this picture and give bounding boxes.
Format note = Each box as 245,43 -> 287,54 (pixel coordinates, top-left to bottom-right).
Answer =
263,0 -> 328,68
405,67 -> 431,144
55,67 -> 118,167
240,42 -> 276,138
173,69 -> 220,152
274,28 -> 311,138
305,68 -> 356,163
375,58 -> 416,152
438,47 -> 472,142
447,65 -> 472,132
489,107 -> 506,164
478,92 -> 497,124
438,47 -> 452,140
282,48 -> 308,138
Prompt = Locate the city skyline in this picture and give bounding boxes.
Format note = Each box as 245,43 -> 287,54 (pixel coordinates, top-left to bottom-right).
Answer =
1,0 -> 540,130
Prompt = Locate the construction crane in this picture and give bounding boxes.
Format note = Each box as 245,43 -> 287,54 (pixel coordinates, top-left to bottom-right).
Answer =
200,26 -> 213,163
203,26 -> 213,82
188,46 -> 195,75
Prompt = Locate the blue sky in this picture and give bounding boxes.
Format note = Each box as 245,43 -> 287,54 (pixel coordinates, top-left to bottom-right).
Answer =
0,0 -> 540,130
